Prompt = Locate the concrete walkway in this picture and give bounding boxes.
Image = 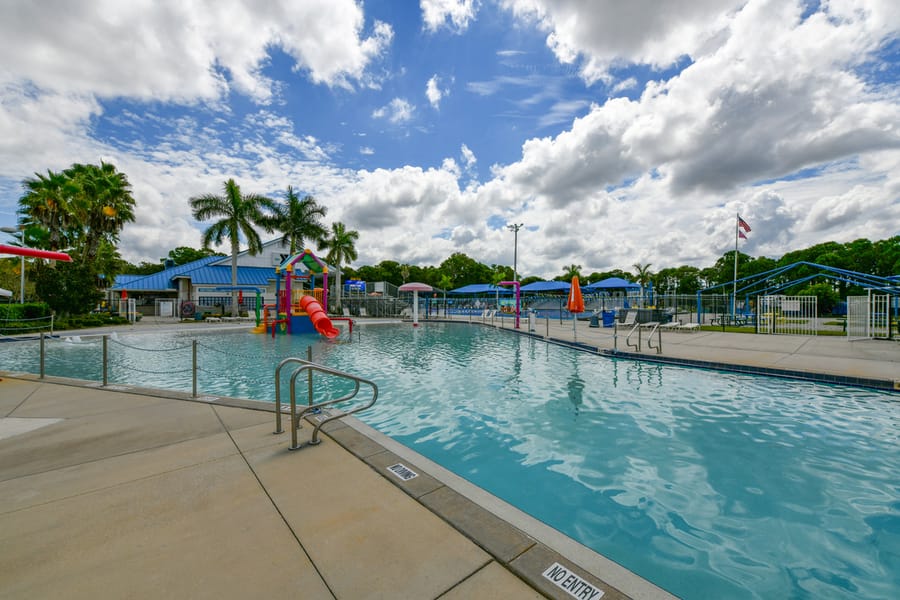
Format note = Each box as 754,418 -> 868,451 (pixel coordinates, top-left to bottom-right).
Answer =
2,316 -> 898,599
0,376 -> 658,599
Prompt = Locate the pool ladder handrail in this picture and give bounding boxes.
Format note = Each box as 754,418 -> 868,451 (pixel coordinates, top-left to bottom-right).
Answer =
622,321 -> 663,354
274,357 -> 378,451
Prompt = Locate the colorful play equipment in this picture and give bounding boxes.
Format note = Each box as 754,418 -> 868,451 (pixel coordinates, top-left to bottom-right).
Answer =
267,249 -> 344,339
499,280 -> 521,329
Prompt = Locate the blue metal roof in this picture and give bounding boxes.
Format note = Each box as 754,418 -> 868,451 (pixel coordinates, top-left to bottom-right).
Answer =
182,266 -> 276,286
111,256 -> 276,291
111,256 -> 221,291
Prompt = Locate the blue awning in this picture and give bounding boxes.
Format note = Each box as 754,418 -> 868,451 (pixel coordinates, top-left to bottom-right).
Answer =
520,280 -> 571,292
583,277 -> 640,291
448,284 -> 511,295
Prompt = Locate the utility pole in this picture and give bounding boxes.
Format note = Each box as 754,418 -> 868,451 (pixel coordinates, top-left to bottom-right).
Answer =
507,223 -> 524,282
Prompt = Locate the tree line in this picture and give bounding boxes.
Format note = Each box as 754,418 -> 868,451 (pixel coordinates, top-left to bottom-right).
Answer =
5,160 -> 897,315
4,166 -> 360,316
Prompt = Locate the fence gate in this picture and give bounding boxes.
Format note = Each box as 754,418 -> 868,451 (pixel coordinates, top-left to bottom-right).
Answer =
847,293 -> 890,340
758,295 -> 818,335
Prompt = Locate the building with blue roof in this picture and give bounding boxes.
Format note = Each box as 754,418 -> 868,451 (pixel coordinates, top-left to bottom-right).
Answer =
110,239 -> 341,317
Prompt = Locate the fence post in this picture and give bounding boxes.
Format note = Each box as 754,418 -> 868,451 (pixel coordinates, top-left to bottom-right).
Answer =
307,346 -> 313,407
192,340 -> 198,398
102,335 -> 108,386
40,333 -> 45,379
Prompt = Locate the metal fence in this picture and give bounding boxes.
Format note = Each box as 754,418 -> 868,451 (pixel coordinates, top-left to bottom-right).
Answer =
847,293 -> 890,340
758,295 -> 818,335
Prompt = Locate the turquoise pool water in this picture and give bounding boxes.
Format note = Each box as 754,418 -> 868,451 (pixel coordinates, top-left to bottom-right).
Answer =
3,323 -> 899,599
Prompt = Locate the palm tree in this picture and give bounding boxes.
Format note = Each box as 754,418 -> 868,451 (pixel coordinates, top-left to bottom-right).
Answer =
268,187 -> 327,254
632,262 -> 653,307
66,162 -> 136,262
319,221 -> 359,312
562,264 -> 582,280
18,169 -> 78,251
190,179 -> 275,316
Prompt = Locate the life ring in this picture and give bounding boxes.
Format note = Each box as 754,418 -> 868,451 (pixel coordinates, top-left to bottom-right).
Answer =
181,301 -> 195,317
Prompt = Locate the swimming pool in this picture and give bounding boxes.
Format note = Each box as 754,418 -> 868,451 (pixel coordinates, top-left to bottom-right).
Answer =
3,323 -> 899,599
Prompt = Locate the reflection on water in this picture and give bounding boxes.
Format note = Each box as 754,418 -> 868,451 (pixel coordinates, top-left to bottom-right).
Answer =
2,323 -> 899,600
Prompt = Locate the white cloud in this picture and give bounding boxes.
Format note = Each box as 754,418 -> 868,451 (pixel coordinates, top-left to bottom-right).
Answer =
373,98 -> 415,124
461,144 -> 477,169
421,0 -> 479,33
426,75 -> 446,109
501,0 -> 744,85
0,0 -> 392,104
611,77 -> 638,94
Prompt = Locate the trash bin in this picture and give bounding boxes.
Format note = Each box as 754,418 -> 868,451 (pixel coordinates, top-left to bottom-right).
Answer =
601,310 -> 616,327
589,312 -> 600,328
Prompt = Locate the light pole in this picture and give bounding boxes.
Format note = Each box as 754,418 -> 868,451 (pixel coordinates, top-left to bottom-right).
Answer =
0,226 -> 24,303
507,223 -> 523,282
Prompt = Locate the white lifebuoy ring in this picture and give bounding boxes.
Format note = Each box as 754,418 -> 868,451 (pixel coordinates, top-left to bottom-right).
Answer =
181,301 -> 195,317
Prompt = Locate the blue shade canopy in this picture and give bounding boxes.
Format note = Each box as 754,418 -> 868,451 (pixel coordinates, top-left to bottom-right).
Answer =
582,277 -> 641,291
520,280 -> 571,292
447,283 -> 511,295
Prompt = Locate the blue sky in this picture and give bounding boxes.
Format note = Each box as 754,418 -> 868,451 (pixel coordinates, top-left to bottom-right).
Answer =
0,0 -> 898,278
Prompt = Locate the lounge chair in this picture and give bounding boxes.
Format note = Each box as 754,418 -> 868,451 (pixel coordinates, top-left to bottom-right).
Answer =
678,322 -> 700,332
659,320 -> 681,330
359,307 -> 368,317
616,311 -> 637,329
342,307 -> 350,317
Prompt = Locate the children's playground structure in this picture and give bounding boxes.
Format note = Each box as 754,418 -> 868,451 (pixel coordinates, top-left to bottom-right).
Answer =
257,249 -> 350,339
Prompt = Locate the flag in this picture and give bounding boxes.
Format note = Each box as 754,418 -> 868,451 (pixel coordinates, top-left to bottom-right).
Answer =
737,215 -> 751,232
739,230 -> 747,240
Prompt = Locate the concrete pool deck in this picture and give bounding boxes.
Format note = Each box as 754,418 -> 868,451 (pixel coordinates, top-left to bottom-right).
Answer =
1,316 -> 898,599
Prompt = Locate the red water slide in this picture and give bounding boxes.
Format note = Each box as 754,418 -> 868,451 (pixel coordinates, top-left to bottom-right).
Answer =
298,295 -> 340,338
0,244 -> 72,261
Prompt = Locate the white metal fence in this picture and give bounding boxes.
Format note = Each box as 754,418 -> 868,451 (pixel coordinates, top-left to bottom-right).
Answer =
847,293 -> 890,340
758,295 -> 818,335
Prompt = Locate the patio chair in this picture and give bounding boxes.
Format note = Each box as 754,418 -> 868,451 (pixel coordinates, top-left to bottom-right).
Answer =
616,310 -> 637,329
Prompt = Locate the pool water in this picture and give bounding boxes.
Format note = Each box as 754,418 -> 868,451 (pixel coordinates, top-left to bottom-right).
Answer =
3,323 -> 899,599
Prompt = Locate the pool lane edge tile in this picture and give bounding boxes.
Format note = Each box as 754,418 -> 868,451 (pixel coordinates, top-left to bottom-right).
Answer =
418,484 -> 537,564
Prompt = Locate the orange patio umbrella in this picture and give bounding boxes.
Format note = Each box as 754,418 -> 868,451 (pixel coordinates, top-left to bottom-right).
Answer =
567,276 -> 584,340
567,276 -> 584,313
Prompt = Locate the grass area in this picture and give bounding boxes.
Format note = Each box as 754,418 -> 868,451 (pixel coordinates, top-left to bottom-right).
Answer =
698,325 -> 846,336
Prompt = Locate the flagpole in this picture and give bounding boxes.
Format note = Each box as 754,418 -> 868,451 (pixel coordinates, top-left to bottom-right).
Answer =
733,212 -> 738,317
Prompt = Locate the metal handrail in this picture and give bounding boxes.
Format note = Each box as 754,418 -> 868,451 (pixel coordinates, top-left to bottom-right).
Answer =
624,321 -> 642,351
274,357 -> 378,450
645,322 -> 662,353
